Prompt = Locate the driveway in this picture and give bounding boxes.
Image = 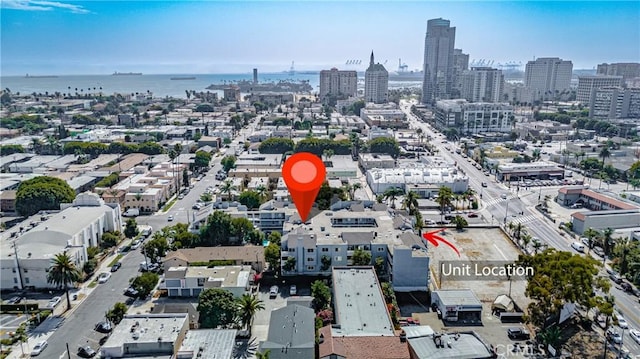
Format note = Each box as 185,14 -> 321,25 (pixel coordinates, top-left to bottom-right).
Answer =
251,285 -> 287,344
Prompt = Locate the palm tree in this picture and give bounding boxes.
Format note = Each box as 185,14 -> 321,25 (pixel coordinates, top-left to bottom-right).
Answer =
383,187 -> 404,209
221,179 -> 237,201
602,227 -> 614,259
599,147 -> 611,169
464,188 -> 476,210
237,294 -> 265,336
256,349 -> 271,359
350,183 -> 362,201
531,238 -> 545,254
414,211 -> 424,236
255,184 -> 268,201
47,252 -> 82,311
435,187 -> 454,222
401,190 -> 419,215
582,227 -> 600,255
322,148 -> 334,163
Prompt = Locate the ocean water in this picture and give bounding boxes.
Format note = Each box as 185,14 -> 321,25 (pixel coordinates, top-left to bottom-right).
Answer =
0,73 -> 420,99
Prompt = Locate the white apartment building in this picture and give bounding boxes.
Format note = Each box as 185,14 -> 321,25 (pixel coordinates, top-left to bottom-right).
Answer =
115,163 -> 182,213
433,99 -> 514,135
364,52 -> 389,104
366,163 -> 469,196
164,265 -> 252,298
319,68 -> 357,101
524,57 -> 573,101
0,192 -> 122,290
577,75 -> 624,104
589,87 -> 640,119
460,67 -> 504,103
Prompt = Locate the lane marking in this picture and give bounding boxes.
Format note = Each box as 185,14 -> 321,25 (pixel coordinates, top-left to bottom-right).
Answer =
493,243 -> 508,260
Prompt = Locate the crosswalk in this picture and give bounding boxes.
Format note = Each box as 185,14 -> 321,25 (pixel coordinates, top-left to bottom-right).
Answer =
503,214 -> 540,225
482,197 -> 511,207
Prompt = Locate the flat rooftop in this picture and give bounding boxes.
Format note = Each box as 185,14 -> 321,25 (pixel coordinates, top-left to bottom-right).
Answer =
433,290 -> 482,307
408,331 -> 495,359
177,329 -> 237,359
332,267 -> 394,337
169,265 -> 251,288
103,314 -> 188,349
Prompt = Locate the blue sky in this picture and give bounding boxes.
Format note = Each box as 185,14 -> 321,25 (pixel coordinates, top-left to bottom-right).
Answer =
1,1 -> 639,75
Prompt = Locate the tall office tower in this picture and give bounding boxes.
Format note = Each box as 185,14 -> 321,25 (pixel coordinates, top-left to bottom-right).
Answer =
524,57 -> 573,101
253,68 -> 258,84
589,87 -> 640,119
597,63 -> 640,83
460,67 -> 504,103
452,48 -> 469,97
319,68 -> 358,102
421,18 -> 456,104
364,52 -> 389,104
577,75 -> 624,103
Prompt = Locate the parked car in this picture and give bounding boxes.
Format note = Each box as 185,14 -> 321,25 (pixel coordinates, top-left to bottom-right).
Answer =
609,272 -> 623,284
593,247 -> 605,257
95,321 -> 112,333
570,241 -> 585,253
167,215 -> 174,221
178,194 -> 185,200
425,219 -> 437,225
7,296 -> 22,304
607,328 -> 623,344
30,341 -> 48,356
47,296 -> 61,309
269,285 -> 279,298
507,327 -> 530,340
481,182 -> 488,187
111,262 -> 122,272
580,237 -> 590,246
97,272 -> 112,284
616,314 -> 629,329
131,240 -> 141,250
124,287 -> 140,298
289,285 -> 297,296
77,345 -> 97,358
467,213 -> 479,218
630,329 -> 640,345
621,282 -> 633,293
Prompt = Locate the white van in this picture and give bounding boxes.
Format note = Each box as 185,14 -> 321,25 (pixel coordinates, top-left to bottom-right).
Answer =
571,242 -> 585,253
123,208 -> 140,217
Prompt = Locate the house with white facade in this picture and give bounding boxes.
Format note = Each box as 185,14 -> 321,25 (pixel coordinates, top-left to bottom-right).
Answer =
164,265 -> 252,298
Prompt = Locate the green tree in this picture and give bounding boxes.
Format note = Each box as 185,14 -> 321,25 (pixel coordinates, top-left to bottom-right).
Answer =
182,168 -> 189,188
514,248 -> 610,328
599,147 -> 611,168
83,259 -> 98,275
143,237 -> 169,264
268,231 -> 282,246
352,248 -> 371,265
322,148 -> 335,162
238,190 -> 262,209
367,137 -> 400,158
220,179 -> 237,201
221,155 -> 237,172
130,272 -> 159,298
237,294 -> 265,335
124,218 -> 139,238
582,227 -> 600,255
200,192 -> 213,202
100,231 -> 120,248
401,190 -> 419,215
436,187 -> 454,221
320,255 -> 332,271
264,243 -> 281,274
106,302 -> 128,324
194,150 -> 212,170
451,215 -> 468,231
15,176 -> 76,216
256,350 -> 271,359
383,187 -> 404,209
258,138 -> 294,154
315,181 -> 347,210
0,144 -> 25,155
197,288 -> 238,328
200,211 -> 233,246
311,280 -> 331,311
47,252 -> 82,311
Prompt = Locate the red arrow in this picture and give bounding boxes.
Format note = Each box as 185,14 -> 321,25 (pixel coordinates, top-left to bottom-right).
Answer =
423,228 -> 460,257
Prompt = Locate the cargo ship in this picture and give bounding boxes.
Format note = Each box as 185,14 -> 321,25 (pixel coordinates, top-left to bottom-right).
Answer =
113,72 -> 142,76
170,76 -> 196,80
25,74 -> 58,78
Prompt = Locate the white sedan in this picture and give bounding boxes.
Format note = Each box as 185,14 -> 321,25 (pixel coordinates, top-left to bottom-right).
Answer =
31,340 -> 48,356
630,329 -> 640,345
617,315 -> 629,329
47,296 -> 61,309
97,272 -> 112,284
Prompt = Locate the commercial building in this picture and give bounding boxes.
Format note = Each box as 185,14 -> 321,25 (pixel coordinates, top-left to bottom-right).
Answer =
360,104 -> 407,129
100,314 -> 189,358
176,329 -> 237,359
406,328 -> 495,359
332,267 -> 395,336
576,75 -> 623,103
597,62 -> 640,82
0,192 -> 122,290
431,290 -> 483,324
496,161 -> 565,182
460,67 -> 504,103
364,52 -> 389,104
319,68 -> 358,102
162,246 -> 265,272
259,305 -> 315,359
359,153 -> 395,170
524,57 -> 573,101
164,265 -> 252,298
422,18 -> 456,104
589,87 -> 640,119
366,163 -> 469,196
433,99 -> 514,135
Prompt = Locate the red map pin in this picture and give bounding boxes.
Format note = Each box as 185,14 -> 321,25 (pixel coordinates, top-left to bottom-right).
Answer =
282,152 -> 326,223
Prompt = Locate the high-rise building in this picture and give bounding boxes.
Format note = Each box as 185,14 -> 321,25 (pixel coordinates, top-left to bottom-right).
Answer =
364,52 -> 389,104
319,68 -> 357,102
524,57 -> 573,101
460,67 -> 504,103
576,75 -> 623,103
597,63 -> 640,82
452,48 -> 469,98
433,99 -> 514,135
589,87 -> 640,119
253,68 -> 258,84
422,18 -> 456,104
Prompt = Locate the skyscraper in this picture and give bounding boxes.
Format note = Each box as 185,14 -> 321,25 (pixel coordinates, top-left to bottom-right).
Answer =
365,52 -> 389,104
524,57 -> 573,101
452,48 -> 469,98
576,75 -> 623,103
319,68 -> 357,102
422,18 -> 456,104
460,67 -> 504,103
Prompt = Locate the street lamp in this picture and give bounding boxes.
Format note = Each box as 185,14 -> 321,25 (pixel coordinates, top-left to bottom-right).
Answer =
504,201 -> 510,224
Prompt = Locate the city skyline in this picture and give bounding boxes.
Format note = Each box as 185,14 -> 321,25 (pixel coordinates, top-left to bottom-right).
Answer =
1,1 -> 639,76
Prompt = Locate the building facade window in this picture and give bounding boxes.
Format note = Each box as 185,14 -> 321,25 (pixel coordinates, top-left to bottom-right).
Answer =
307,248 -> 314,253
321,248 -> 329,252
307,266 -> 315,271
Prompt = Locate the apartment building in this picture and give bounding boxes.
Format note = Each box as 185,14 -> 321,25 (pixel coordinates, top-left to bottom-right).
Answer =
433,99 -> 514,135
589,87 -> 640,119
524,57 -> 573,101
364,52 -> 389,104
576,75 -> 623,103
597,62 -> 640,82
164,265 -> 252,298
319,68 -> 357,102
460,67 -> 504,103
422,18 -> 456,104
